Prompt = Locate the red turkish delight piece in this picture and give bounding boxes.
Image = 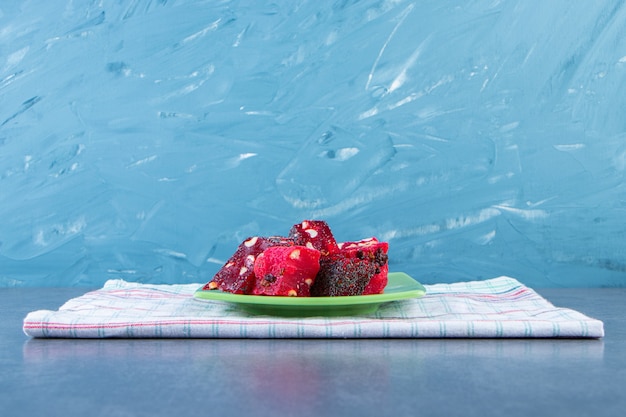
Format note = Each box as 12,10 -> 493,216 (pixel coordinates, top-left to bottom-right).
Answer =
288,220 -> 339,256
204,236 -> 294,294
311,237 -> 389,296
252,245 -> 321,296
339,238 -> 389,295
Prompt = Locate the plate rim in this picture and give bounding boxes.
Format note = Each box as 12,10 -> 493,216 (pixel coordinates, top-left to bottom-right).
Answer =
193,271 -> 426,307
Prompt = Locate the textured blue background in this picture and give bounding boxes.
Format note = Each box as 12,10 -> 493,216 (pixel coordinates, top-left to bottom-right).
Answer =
1,1 -> 625,288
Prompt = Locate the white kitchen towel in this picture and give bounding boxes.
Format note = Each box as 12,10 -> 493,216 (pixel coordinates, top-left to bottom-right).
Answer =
23,276 -> 604,338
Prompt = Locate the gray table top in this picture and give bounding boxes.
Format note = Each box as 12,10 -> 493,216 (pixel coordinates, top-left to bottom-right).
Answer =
1,286 -> 625,417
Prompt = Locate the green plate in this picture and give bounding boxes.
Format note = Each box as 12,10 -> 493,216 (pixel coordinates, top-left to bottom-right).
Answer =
193,272 -> 426,317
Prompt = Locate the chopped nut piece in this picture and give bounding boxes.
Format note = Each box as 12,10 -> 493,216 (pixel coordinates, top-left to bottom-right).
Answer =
244,236 -> 259,247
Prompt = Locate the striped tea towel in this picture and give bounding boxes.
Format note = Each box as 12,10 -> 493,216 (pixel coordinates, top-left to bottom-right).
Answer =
22,276 -> 604,339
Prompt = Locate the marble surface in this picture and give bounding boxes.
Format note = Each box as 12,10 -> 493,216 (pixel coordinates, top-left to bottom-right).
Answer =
1,287 -> 625,417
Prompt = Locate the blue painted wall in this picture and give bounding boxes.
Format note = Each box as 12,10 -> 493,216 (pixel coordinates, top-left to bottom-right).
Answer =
1,1 -> 625,288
